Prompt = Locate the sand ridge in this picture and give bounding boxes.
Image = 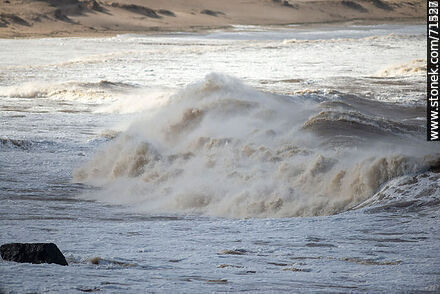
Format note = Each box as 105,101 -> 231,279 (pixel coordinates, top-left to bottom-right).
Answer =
0,0 -> 426,38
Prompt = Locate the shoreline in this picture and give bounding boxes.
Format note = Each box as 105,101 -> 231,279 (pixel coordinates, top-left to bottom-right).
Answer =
0,0 -> 425,39
0,17 -> 424,40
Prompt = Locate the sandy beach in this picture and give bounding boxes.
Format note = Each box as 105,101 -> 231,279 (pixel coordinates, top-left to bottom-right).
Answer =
0,0 -> 426,38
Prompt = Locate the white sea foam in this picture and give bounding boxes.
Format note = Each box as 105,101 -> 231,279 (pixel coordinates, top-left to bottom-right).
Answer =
377,59 -> 426,77
2,80 -> 134,102
95,89 -> 172,114
74,73 -> 438,218
2,25 -> 438,293
282,33 -> 423,45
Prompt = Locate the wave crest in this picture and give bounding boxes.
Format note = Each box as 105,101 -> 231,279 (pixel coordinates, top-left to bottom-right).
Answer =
2,80 -> 134,101
74,73 -> 438,218
377,59 -> 426,77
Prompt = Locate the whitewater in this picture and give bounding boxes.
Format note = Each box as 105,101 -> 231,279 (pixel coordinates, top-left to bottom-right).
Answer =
1,24 -> 439,293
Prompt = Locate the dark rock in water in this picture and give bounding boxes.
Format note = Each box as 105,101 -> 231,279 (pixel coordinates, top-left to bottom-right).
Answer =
0,243 -> 68,266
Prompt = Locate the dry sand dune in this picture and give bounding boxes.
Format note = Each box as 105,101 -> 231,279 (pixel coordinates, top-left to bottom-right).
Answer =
0,0 -> 426,38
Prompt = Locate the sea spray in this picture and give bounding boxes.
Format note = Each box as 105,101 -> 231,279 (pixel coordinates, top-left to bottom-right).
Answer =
74,73 -> 438,217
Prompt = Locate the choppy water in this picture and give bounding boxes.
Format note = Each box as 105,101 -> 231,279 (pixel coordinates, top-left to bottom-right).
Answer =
1,24 -> 439,293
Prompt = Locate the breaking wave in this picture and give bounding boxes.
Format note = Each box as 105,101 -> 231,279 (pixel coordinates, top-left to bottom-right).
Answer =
354,171 -> 440,213
2,80 -> 134,101
74,73 -> 439,218
377,59 -> 426,77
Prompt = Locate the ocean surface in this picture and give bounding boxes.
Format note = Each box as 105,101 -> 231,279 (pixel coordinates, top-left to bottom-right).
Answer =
1,24 -> 439,293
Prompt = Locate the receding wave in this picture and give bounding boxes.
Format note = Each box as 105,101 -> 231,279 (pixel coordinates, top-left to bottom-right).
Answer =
74,73 -> 438,218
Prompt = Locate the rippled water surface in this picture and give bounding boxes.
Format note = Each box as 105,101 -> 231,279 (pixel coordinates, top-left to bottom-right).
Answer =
1,24 -> 439,293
